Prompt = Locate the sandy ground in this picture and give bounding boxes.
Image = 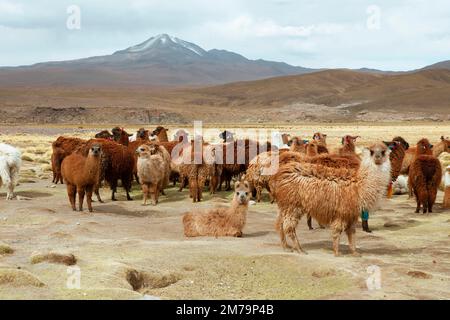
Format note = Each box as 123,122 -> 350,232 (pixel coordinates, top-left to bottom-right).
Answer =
0,123 -> 449,300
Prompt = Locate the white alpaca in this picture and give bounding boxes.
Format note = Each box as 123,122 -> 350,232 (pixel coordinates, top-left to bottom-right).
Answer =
0,143 -> 22,200
392,175 -> 409,195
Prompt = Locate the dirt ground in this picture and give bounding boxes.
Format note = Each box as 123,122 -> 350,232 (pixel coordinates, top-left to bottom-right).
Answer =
0,123 -> 449,300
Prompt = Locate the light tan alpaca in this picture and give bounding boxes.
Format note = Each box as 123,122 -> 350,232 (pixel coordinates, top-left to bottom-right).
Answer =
136,144 -> 170,205
273,142 -> 391,256
183,180 -> 251,237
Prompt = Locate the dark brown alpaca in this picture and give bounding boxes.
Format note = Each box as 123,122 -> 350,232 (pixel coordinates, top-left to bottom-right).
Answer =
95,130 -> 113,140
408,138 -> 442,214
112,127 -> 132,146
61,144 -> 102,212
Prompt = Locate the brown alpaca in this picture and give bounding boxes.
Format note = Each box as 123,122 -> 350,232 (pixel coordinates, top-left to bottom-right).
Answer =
312,132 -> 329,154
272,142 -> 391,256
178,143 -> 220,202
112,127 -> 132,146
408,138 -> 442,214
289,137 -> 307,153
95,130 -> 113,140
136,144 -> 170,205
338,135 -> 360,156
152,126 -> 169,142
219,139 -> 275,191
444,165 -> 450,209
401,136 -> 449,174
61,144 -> 102,212
51,136 -> 87,184
383,136 -> 409,198
51,146 -> 68,184
182,180 -> 251,237
78,139 -> 135,201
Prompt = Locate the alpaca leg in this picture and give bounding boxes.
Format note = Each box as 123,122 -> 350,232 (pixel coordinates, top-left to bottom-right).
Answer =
94,184 -> 104,203
124,179 -> 132,201
284,215 -> 306,254
141,184 -> 149,205
111,180 -> 118,201
179,175 -> 186,192
256,186 -> 262,202
67,184 -> 77,211
345,223 -> 360,256
332,224 -> 343,257
153,185 -> 159,205
78,188 -> 85,211
428,187 -> 437,213
275,213 -> 291,251
414,188 -> 420,213
86,185 -> 94,212
307,214 -> 313,230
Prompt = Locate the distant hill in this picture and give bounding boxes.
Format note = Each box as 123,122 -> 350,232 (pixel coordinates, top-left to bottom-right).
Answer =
1,69 -> 449,124
0,34 -> 316,87
422,60 -> 450,71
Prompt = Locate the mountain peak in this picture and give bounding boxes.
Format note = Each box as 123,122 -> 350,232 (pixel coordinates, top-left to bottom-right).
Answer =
116,34 -> 207,56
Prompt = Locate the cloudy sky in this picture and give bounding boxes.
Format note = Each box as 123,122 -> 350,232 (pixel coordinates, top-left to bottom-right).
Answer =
1,0 -> 449,70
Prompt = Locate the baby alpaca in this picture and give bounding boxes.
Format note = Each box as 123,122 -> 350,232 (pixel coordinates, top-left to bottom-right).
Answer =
0,143 -> 22,200
61,144 -> 102,212
136,144 -> 168,205
183,180 -> 251,237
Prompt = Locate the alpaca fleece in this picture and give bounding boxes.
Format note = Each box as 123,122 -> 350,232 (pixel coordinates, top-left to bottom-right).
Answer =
408,138 -> 442,213
61,144 -> 102,212
183,180 -> 251,237
0,143 -> 22,200
272,142 -> 391,256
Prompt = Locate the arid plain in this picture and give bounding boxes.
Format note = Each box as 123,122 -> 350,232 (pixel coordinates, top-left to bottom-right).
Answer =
0,123 -> 449,299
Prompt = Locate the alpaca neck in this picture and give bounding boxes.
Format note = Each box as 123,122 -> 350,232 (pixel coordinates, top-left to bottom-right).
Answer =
433,141 -> 446,157
228,198 -> 249,226
358,157 -> 391,211
83,155 -> 101,181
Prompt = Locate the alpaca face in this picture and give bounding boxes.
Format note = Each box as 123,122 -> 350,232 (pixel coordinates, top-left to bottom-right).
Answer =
441,136 -> 450,152
342,135 -> 359,145
234,181 -> 251,205
306,141 -> 319,155
89,144 -> 102,157
368,143 -> 390,165
136,144 -> 156,158
313,132 -> 327,144
136,128 -> 148,139
416,138 -> 433,156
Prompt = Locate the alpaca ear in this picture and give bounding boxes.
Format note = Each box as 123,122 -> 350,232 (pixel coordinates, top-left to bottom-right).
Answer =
244,181 -> 249,189
235,181 -> 240,189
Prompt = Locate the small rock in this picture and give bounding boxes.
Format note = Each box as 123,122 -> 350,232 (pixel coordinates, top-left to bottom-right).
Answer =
407,271 -> 432,279
249,200 -> 256,206
49,185 -> 56,188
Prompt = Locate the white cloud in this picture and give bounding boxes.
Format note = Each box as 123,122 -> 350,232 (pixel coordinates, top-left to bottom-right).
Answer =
0,0 -> 449,70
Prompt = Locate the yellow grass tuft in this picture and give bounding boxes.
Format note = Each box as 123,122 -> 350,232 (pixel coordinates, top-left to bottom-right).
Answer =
30,252 -> 77,266
0,269 -> 45,287
0,243 -> 14,255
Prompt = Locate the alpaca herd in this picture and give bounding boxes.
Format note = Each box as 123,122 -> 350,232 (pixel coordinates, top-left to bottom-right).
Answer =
1,127 -> 449,257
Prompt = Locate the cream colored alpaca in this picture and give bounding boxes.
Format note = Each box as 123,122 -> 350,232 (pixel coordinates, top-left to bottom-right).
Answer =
183,180 -> 251,237
136,144 -> 170,205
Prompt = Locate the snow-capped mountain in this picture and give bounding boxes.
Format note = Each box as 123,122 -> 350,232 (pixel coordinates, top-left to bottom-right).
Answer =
0,34 -> 315,87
